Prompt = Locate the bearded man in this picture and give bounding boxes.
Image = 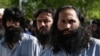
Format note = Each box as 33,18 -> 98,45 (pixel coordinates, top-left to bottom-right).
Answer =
40,5 -> 100,56
0,7 -> 39,56
34,8 -> 54,56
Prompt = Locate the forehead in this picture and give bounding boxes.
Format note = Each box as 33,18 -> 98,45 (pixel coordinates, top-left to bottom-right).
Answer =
59,9 -> 78,18
91,24 -> 97,26
36,12 -> 53,22
37,12 -> 52,18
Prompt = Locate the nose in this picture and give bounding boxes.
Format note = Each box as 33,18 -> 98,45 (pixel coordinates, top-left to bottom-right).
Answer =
41,22 -> 45,26
65,23 -> 71,29
10,22 -> 17,27
12,23 -> 15,26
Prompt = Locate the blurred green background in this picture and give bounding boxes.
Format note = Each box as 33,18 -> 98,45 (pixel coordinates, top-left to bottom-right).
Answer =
0,0 -> 100,20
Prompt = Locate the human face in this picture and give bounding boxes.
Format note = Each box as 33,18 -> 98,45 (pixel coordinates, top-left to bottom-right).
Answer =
57,9 -> 80,35
5,19 -> 22,43
91,24 -> 97,32
36,12 -> 53,33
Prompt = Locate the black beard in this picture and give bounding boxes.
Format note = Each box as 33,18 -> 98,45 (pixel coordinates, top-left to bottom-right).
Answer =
5,26 -> 23,43
53,27 -> 89,53
37,27 -> 51,46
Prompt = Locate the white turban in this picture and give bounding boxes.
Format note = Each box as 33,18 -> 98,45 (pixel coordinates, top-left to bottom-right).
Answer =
0,8 -> 5,15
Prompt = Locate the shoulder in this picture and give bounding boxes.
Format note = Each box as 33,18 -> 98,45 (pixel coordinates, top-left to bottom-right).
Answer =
90,37 -> 100,46
21,33 -> 38,44
0,38 -> 4,43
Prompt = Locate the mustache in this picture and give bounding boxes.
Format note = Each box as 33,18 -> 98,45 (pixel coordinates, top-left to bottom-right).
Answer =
7,26 -> 17,30
40,26 -> 47,30
6,26 -> 22,31
39,26 -> 47,32
60,29 -> 71,33
62,29 -> 78,34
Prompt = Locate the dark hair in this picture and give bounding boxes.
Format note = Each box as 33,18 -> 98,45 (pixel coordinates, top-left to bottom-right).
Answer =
2,7 -> 26,29
34,8 -> 54,19
51,5 -> 87,36
51,5 -> 90,53
91,19 -> 100,39
34,8 -> 55,46
34,8 -> 55,30
33,20 -> 36,27
92,19 -> 100,27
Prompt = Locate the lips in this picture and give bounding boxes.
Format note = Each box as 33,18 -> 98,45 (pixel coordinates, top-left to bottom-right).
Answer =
63,30 -> 71,35
39,28 -> 47,34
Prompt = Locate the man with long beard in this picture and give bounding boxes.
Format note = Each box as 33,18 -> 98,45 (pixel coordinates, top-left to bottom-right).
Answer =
41,5 -> 100,56
90,19 -> 100,39
34,8 -> 54,56
0,7 -> 39,56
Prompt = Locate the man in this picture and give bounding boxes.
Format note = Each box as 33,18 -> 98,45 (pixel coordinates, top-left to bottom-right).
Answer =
34,8 -> 54,56
0,7 -> 39,56
90,19 -> 100,39
0,8 -> 5,39
41,5 -> 100,56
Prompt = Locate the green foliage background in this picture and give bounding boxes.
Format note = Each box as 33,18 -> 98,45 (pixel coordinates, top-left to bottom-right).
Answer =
0,0 -> 100,20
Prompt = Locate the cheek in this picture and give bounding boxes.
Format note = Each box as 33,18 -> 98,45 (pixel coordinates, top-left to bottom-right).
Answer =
6,22 -> 10,27
37,24 -> 40,30
47,22 -> 53,30
16,23 -> 20,27
6,23 -> 10,27
57,22 -> 64,30
72,23 -> 80,30
36,22 -> 40,30
92,27 -> 97,31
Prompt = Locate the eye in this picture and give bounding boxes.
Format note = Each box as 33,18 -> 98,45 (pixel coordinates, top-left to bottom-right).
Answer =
61,19 -> 66,23
68,20 -> 75,23
43,19 -> 51,23
13,20 -> 19,22
37,20 -> 42,23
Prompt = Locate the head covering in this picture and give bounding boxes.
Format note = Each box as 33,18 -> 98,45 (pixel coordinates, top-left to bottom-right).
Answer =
0,8 -> 5,14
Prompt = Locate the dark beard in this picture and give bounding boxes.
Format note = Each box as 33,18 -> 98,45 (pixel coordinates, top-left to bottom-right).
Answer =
37,27 -> 51,46
53,27 -> 89,54
5,26 -> 23,44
